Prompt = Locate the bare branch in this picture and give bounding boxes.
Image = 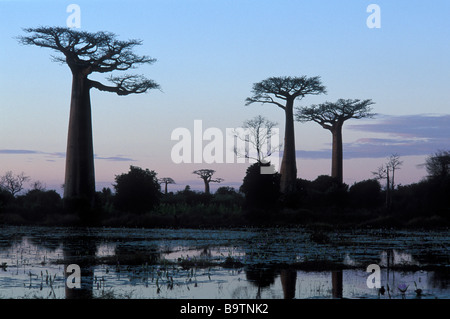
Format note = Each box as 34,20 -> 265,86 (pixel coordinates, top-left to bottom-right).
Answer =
89,75 -> 160,95
0,171 -> 30,196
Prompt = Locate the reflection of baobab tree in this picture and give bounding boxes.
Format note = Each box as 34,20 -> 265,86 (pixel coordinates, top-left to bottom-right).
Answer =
62,234 -> 97,299
331,270 -> 343,299
280,268 -> 297,299
245,265 -> 277,299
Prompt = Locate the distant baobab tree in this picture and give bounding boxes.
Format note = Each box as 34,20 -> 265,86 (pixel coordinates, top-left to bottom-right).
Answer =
192,169 -> 223,195
159,177 -> 175,194
18,27 -> 159,208
246,76 -> 326,193
296,98 -> 375,184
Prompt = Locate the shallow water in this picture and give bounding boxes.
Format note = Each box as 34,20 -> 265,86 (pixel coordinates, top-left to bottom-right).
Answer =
0,225 -> 448,299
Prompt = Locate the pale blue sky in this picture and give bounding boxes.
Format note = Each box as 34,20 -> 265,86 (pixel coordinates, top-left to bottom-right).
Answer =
1,0 -> 449,193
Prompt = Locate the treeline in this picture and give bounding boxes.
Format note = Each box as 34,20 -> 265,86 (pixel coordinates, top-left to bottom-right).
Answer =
0,159 -> 449,229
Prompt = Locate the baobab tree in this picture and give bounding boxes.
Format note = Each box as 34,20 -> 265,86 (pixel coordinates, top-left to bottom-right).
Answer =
246,76 -> 326,193
192,169 -> 223,195
159,177 -> 175,194
18,27 -> 159,207
296,98 -> 375,184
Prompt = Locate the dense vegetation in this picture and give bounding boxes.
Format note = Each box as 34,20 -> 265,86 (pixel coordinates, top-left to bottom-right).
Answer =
1,155 -> 449,229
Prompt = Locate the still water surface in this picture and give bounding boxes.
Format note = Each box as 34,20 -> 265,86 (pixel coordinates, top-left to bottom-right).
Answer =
0,225 -> 448,299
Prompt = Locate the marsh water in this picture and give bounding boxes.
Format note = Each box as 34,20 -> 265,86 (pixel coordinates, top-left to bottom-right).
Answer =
0,225 -> 448,299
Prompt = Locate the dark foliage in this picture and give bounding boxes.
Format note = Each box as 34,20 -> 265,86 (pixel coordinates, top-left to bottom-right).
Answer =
349,179 -> 382,208
113,166 -> 161,214
239,162 -> 281,210
1,158 -> 449,228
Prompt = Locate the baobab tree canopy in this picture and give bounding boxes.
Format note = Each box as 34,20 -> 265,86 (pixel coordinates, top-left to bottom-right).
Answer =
18,27 -> 159,209
18,27 -> 160,93
245,76 -> 326,109
296,99 -> 375,127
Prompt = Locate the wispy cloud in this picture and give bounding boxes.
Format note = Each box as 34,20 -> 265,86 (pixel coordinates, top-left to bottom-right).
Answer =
94,155 -> 136,162
0,149 -> 40,155
297,114 -> 450,159
0,149 -> 136,162
348,114 -> 450,140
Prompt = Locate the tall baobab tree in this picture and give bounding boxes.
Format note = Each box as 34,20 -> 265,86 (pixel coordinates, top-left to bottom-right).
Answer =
159,177 -> 175,195
192,169 -> 223,195
18,27 -> 159,207
296,98 -> 375,184
246,76 -> 326,193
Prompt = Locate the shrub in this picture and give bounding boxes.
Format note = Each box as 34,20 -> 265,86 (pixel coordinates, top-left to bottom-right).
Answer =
113,166 -> 161,213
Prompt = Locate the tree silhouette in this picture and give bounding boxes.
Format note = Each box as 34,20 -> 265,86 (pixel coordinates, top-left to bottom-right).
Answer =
159,177 -> 175,194
114,166 -> 161,213
0,171 -> 30,196
246,76 -> 326,193
387,153 -> 403,190
239,162 -> 280,210
372,154 -> 402,210
233,115 -> 280,164
296,98 -> 375,184
18,27 -> 159,207
424,150 -> 450,179
192,169 -> 223,194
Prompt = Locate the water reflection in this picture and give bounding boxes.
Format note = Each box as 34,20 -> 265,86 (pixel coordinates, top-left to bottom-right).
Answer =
0,226 -> 448,299
62,234 -> 96,299
280,268 -> 297,299
245,265 -> 276,298
331,270 -> 343,299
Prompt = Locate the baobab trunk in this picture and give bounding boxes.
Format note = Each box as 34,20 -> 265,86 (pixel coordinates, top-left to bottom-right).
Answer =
331,124 -> 343,184
279,100 -> 297,193
203,179 -> 210,195
64,72 -> 96,207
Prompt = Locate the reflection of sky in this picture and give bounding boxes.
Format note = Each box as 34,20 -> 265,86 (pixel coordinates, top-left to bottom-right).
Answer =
0,227 -> 449,299
1,1 -> 450,192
